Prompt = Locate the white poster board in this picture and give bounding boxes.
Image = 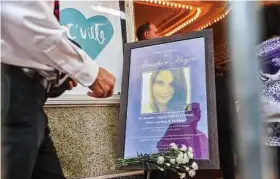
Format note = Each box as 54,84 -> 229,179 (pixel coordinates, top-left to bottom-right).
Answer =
47,1 -> 124,105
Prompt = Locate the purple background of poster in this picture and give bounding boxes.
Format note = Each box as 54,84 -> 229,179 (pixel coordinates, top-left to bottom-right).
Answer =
124,37 -> 208,158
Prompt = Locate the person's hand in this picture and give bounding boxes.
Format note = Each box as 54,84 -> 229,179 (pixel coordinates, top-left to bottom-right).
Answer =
88,67 -> 115,98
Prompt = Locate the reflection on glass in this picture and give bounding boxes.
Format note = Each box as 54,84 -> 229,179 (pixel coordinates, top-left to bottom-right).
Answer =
156,103 -> 209,159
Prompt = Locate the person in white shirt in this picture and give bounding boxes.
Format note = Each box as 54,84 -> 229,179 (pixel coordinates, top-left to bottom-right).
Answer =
1,1 -> 115,179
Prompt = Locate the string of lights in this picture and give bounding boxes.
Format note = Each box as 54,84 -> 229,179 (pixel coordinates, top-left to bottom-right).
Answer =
139,0 -> 230,35
196,8 -> 230,31
140,0 -> 201,36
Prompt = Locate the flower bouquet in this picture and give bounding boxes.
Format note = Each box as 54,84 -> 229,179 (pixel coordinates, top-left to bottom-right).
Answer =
116,143 -> 198,179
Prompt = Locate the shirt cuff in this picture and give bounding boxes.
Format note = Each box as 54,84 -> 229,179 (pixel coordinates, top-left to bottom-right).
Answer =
72,59 -> 99,87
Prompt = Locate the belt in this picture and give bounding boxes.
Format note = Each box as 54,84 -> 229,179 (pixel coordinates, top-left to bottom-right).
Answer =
21,68 -> 51,92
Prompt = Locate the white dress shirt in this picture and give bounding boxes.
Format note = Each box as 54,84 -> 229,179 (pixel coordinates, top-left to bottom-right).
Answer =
1,1 -> 99,87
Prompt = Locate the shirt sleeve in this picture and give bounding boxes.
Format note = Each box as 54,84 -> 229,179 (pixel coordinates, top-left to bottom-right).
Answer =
1,1 -> 99,87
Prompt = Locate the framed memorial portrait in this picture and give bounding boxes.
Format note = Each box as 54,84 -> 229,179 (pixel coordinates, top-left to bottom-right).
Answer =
118,29 -> 219,169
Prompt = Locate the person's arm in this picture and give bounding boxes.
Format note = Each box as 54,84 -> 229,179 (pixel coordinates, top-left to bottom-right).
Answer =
2,1 -> 98,86
2,1 -> 115,97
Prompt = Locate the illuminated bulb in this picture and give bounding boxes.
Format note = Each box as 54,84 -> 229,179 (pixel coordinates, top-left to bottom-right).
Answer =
149,0 -> 153,2
186,5 -> 189,9
190,6 -> 192,10
170,3 -> 174,7
178,4 -> 181,8
162,2 -> 166,5
182,5 -> 186,8
166,2 -> 170,6
158,1 -> 161,4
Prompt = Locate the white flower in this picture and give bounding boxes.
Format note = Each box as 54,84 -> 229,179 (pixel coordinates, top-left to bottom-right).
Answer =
157,156 -> 165,165
180,144 -> 187,152
191,162 -> 198,170
165,163 -> 171,166
182,153 -> 189,164
187,150 -> 194,159
182,158 -> 188,164
176,156 -> 184,164
178,152 -> 184,158
170,143 -> 178,150
170,158 -> 176,164
178,173 -> 186,179
188,147 -> 193,153
188,169 -> 196,177
184,166 -> 190,171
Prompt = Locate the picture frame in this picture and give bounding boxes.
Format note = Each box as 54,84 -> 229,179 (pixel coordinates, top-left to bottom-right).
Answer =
118,29 -> 219,170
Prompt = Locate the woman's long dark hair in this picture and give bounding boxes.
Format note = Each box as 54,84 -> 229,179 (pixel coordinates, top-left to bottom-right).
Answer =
150,68 -> 188,112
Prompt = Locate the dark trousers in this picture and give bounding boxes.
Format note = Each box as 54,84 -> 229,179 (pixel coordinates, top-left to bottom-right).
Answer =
1,64 -> 65,179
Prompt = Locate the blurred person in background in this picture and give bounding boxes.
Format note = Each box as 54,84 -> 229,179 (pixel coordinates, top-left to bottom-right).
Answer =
257,3 -> 280,178
136,22 -> 160,40
1,1 -> 115,179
